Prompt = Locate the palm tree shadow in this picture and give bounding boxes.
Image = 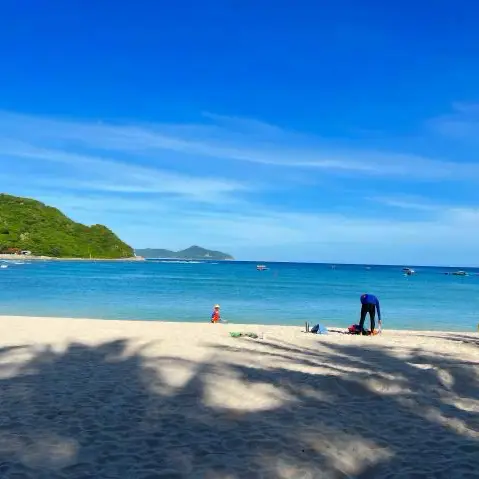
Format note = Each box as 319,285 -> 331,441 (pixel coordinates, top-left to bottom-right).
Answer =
416,333 -> 479,348
0,337 -> 478,478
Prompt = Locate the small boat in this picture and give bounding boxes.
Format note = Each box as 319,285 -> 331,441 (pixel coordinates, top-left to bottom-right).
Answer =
256,264 -> 268,271
402,268 -> 416,275
452,270 -> 467,276
0,264 -> 8,269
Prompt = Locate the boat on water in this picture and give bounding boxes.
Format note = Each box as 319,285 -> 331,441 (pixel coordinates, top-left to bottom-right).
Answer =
0,264 -> 8,269
256,264 -> 268,271
402,267 -> 416,275
444,270 -> 468,276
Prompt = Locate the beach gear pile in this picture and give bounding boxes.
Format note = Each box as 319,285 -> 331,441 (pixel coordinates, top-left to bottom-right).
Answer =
348,324 -> 362,334
310,323 -> 328,334
305,322 -> 328,334
348,324 -> 380,335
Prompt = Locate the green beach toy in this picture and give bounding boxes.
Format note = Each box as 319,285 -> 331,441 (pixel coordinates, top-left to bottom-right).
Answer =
229,332 -> 259,339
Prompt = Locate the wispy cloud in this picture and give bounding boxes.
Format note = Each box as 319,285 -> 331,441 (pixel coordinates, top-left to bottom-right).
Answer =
0,139 -> 248,202
2,110 -> 479,181
372,196 -> 443,212
31,191 -> 479,264
2,108 -> 479,264
427,102 -> 479,141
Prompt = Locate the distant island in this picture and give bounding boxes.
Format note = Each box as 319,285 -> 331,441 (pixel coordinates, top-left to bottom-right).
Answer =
135,245 -> 234,261
0,193 -> 135,259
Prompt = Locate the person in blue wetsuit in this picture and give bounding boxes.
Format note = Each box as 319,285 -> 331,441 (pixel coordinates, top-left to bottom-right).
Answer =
359,293 -> 381,334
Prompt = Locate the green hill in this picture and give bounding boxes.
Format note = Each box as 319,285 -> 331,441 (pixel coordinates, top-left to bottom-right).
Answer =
0,193 -> 134,258
135,245 -> 234,260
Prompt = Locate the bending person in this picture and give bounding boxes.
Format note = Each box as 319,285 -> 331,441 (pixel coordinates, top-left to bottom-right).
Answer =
359,293 -> 381,334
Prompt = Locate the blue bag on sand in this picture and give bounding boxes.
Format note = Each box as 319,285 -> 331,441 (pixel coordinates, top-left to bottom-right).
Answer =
310,324 -> 328,334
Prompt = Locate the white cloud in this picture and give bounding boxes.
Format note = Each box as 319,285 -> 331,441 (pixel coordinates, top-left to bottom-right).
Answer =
27,191 -> 479,265
2,108 -> 479,264
444,206 -> 479,224
0,140 -> 248,203
427,102 -> 479,141
166,206 -> 479,264
1,110 -> 479,181
372,196 -> 444,212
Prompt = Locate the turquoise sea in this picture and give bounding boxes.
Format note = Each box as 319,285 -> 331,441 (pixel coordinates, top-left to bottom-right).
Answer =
0,260 -> 478,331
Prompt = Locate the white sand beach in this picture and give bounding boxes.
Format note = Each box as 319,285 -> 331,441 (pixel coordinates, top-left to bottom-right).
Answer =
0,316 -> 478,478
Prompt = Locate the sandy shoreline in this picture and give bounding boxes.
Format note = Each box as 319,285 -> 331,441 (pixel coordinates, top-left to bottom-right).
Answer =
0,315 -> 478,478
0,254 -> 144,261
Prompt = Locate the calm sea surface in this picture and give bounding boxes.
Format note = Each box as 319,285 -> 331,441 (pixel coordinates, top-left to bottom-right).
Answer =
1,260 -> 478,331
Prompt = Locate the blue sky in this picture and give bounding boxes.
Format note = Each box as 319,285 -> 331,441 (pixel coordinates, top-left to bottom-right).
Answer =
1,1 -> 479,265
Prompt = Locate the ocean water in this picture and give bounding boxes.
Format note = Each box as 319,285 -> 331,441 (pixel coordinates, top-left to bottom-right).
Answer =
0,260 -> 478,331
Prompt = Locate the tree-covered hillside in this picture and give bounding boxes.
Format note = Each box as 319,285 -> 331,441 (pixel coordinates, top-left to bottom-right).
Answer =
0,194 -> 134,258
136,245 -> 234,260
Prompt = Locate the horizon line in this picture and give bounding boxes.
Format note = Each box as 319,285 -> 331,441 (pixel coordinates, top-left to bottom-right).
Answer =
141,258 -> 478,269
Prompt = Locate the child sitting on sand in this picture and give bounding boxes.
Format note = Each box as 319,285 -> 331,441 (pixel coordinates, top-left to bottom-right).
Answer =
211,304 -> 221,323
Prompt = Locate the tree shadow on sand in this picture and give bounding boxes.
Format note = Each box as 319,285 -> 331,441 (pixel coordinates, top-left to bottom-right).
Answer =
415,333 -> 479,348
0,335 -> 478,478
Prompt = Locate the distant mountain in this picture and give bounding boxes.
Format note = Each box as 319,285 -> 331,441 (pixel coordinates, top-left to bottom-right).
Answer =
0,193 -> 134,258
135,245 -> 234,260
